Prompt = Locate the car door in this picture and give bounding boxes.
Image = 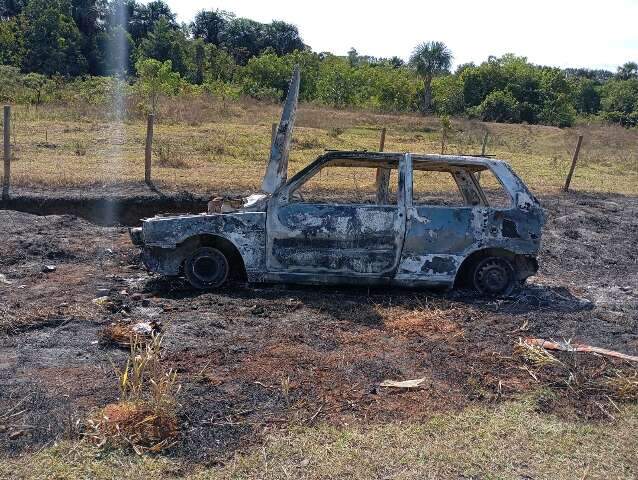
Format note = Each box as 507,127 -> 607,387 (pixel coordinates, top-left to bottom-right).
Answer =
265,155 -> 407,279
395,156 -> 480,283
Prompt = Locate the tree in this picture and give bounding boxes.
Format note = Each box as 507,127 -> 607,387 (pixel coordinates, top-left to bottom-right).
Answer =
616,61 -> 638,80
23,72 -> 51,106
388,56 -> 404,69
218,17 -> 264,64
127,0 -> 177,43
572,78 -> 600,114
96,24 -> 134,76
241,52 -> 290,99
191,9 -> 233,44
134,58 -> 181,114
70,0 -> 108,75
0,16 -> 25,67
409,41 -> 452,113
432,75 -> 464,115
264,20 -> 305,56
347,47 -> 359,67
137,17 -> 190,75
316,56 -> 357,107
191,38 -> 206,85
0,65 -> 22,102
22,0 -> 87,76
1,0 -> 27,19
601,79 -> 638,127
205,44 -> 236,83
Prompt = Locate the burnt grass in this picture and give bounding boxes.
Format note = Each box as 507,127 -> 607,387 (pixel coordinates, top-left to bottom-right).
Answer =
0,191 -> 637,463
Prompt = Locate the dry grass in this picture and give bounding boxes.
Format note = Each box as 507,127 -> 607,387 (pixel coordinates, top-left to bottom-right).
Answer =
514,338 -> 564,368
514,339 -> 638,409
4,98 -> 637,195
85,335 -> 180,454
99,320 -> 162,348
379,304 -> 466,339
0,303 -> 93,334
153,139 -> 188,169
603,370 -> 638,401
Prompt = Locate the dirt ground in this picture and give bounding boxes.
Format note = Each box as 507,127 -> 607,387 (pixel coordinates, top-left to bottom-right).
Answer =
0,190 -> 637,464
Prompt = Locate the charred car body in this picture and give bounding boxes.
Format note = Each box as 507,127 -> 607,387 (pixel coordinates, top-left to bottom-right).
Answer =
130,68 -> 545,295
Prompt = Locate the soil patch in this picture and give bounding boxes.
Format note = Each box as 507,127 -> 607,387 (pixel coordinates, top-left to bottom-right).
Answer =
0,191 -> 636,463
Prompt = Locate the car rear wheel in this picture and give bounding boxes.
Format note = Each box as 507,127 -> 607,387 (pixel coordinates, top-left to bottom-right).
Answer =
184,247 -> 229,290
472,256 -> 516,297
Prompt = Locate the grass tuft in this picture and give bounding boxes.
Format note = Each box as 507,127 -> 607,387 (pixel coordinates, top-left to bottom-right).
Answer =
85,334 -> 180,454
604,370 -> 638,401
514,338 -> 563,368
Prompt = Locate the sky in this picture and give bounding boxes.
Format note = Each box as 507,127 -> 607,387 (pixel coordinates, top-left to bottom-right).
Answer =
152,0 -> 638,71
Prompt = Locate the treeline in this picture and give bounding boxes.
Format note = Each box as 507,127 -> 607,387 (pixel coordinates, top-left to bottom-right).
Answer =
1,0 -> 637,127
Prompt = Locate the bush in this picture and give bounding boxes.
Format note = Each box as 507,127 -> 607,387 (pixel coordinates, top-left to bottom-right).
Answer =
601,79 -> 638,127
539,94 -> 576,127
474,90 -> 521,123
432,75 -> 465,115
204,80 -> 241,100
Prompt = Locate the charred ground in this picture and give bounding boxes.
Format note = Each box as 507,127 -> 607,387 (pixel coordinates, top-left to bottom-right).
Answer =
0,190 -> 637,464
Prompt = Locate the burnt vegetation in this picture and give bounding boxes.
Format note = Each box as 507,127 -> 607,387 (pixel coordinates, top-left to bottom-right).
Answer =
0,192 -> 637,465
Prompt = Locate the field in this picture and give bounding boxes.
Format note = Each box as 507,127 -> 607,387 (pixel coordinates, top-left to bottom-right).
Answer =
5,95 -> 638,195
1,98 -> 638,479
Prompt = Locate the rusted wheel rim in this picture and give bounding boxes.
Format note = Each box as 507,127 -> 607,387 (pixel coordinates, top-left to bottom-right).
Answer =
473,257 -> 515,296
186,247 -> 228,289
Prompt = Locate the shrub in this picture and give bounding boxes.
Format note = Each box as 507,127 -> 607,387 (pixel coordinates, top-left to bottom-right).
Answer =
539,94 -> 576,127
601,79 -> 638,127
475,90 -> 521,123
432,75 -> 465,115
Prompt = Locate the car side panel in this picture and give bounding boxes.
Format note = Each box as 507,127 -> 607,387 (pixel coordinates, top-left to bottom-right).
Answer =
395,206 -> 542,284
141,212 -> 267,276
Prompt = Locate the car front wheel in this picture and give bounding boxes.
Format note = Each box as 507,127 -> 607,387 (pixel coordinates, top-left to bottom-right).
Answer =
184,247 -> 229,290
472,256 -> 516,297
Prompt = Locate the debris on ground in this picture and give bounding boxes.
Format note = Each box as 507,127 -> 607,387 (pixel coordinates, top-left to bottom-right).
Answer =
0,274 -> 12,285
100,320 -> 162,347
524,338 -> 638,363
41,265 -> 56,273
92,296 -> 111,307
379,378 -> 427,389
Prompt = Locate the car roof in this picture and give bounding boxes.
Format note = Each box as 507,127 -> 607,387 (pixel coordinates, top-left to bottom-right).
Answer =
317,150 -> 503,171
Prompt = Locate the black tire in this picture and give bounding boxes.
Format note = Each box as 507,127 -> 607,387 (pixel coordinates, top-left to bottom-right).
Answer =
472,256 -> 516,297
184,247 -> 229,290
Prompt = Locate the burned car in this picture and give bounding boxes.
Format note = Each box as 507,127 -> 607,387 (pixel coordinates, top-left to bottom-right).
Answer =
130,68 -> 545,296
130,151 -> 544,296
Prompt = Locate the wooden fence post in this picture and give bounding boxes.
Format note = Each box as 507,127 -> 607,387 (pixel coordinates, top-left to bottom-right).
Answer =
375,127 -> 390,204
379,127 -> 386,152
563,135 -> 583,193
145,114 -> 154,184
481,131 -> 489,156
2,105 -> 10,201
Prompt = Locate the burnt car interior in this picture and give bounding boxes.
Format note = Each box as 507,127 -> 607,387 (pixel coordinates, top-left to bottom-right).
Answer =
286,154 -> 512,210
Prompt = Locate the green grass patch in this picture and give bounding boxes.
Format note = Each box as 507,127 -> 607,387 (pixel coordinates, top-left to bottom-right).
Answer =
2,400 -> 636,479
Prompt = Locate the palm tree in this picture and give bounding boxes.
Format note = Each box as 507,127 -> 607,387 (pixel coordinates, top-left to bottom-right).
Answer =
410,41 -> 453,113
616,61 -> 638,80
